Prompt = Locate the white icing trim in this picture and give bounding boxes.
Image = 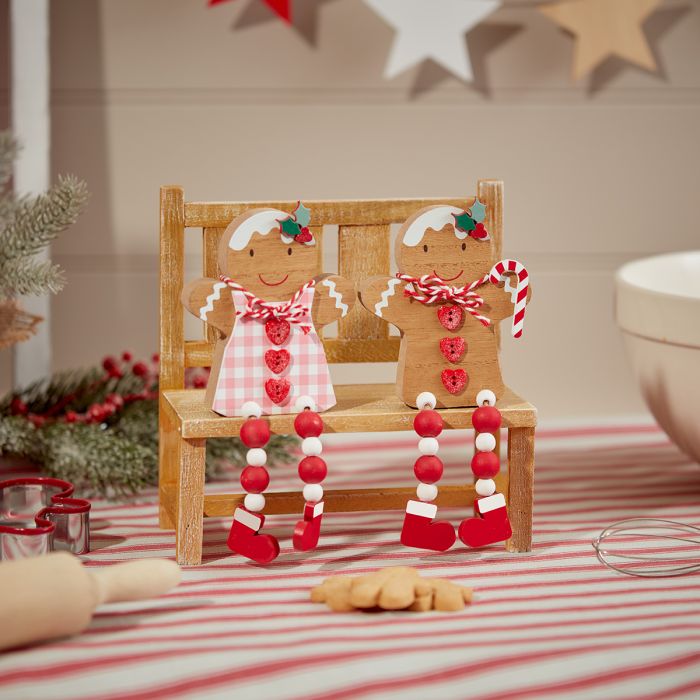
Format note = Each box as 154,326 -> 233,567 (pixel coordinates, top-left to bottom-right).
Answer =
406,500 -> 437,519
199,282 -> 228,321
322,278 -> 349,317
403,206 -> 466,247
234,507 -> 262,531
477,493 -> 506,514
229,209 -> 290,251
374,278 -> 402,317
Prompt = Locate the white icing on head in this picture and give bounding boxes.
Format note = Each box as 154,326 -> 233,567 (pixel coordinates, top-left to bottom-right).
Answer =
402,206 -> 468,247
228,209 -> 290,251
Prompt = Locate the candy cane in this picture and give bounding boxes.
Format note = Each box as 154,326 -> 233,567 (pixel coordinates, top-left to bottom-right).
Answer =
489,259 -> 529,338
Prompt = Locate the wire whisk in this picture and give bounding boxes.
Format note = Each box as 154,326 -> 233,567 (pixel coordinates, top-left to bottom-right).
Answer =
592,518 -> 700,577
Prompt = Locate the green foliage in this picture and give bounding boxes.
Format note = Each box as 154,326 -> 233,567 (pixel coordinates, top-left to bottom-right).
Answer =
0,131 -> 89,298
453,211 -> 476,234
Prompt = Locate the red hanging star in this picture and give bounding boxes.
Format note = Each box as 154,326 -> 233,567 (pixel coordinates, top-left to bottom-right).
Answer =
208,0 -> 292,24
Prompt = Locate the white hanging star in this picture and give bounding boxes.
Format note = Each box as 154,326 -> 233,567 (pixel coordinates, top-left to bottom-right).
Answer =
365,0 -> 501,82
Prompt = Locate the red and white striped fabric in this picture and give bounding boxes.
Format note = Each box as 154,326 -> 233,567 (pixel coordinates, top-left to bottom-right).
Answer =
2,422 -> 700,699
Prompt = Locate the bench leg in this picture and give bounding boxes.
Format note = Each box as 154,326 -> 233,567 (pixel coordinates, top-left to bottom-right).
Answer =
505,426 -> 535,553
158,400 -> 180,530
176,438 -> 207,566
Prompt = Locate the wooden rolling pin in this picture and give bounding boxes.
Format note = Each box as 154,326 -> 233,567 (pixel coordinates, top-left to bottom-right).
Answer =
0,552 -> 181,651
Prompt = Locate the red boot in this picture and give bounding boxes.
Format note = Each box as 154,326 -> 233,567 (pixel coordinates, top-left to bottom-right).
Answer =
293,501 -> 324,551
458,493 -> 512,548
227,506 -> 280,564
401,500 -> 456,552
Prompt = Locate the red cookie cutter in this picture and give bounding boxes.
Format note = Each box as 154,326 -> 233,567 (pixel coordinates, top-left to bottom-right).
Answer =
0,477 -> 91,561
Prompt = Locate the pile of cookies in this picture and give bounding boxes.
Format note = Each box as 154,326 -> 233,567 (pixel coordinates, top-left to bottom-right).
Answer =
310,566 -> 472,613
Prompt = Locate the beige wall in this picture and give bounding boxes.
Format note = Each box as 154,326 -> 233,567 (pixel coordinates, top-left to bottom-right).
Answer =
2,0 -> 699,420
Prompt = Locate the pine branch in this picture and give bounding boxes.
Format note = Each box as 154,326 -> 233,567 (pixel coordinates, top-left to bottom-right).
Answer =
0,131 -> 19,190
0,256 -> 66,297
0,175 -> 88,263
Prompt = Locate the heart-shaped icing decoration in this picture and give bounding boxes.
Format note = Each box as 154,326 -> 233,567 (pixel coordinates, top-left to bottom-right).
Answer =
264,348 -> 290,374
437,305 -> 463,331
439,336 -> 466,363
265,319 -> 291,346
264,377 -> 291,405
441,368 -> 467,395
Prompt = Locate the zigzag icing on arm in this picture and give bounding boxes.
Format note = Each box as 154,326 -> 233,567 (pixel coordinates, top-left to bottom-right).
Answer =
322,278 -> 349,317
199,282 -> 228,321
374,278 -> 402,317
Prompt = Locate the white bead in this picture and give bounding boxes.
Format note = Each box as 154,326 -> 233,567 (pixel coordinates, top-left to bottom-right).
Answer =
303,483 -> 323,503
475,479 -> 496,497
475,432 -> 497,452
246,448 -> 267,466
294,395 -> 317,412
416,482 -> 438,502
302,437 -> 323,456
416,391 -> 437,410
418,437 -> 439,455
240,401 -> 262,418
476,389 -> 496,407
244,493 -> 265,512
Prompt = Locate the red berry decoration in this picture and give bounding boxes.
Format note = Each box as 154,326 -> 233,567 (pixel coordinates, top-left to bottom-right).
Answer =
441,368 -> 467,395
413,409 -> 443,438
264,348 -> 291,374
239,418 -> 270,448
121,351 -> 133,362
105,393 -> 124,409
10,397 -> 28,415
65,411 -> 78,423
294,410 -> 323,438
265,319 -> 291,346
298,456 -> 327,484
413,455 -> 444,484
240,466 -> 270,494
439,336 -> 466,363
193,375 -> 207,389
102,356 -> 118,372
132,361 -> 148,377
471,222 -> 488,240
264,378 -> 291,405
437,305 -> 464,331
471,451 -> 500,479
472,406 -> 502,433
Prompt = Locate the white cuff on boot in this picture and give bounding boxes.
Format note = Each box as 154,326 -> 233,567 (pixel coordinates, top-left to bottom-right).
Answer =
406,500 -> 438,519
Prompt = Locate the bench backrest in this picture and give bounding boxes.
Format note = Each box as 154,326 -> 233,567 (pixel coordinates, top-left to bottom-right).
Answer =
159,180 -> 504,392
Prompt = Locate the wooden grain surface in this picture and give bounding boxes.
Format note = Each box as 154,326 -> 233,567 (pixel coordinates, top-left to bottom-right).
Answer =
505,426 -> 535,553
175,437 -> 206,565
164,383 -> 537,438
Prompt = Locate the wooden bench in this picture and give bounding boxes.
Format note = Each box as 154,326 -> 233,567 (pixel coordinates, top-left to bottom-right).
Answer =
159,180 -> 537,565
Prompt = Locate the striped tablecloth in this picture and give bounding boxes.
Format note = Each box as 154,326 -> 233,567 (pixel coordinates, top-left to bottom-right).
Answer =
2,423 -> 700,699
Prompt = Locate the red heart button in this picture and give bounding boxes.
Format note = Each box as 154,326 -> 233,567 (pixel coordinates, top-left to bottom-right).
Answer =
264,377 -> 291,404
441,368 -> 467,395
264,348 -> 290,374
437,305 -> 464,330
265,319 -> 291,346
439,336 -> 466,363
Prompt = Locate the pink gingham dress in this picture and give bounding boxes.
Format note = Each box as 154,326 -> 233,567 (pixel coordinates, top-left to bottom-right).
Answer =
212,287 -> 336,417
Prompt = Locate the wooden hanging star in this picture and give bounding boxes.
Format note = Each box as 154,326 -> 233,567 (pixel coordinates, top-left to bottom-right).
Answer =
539,0 -> 663,81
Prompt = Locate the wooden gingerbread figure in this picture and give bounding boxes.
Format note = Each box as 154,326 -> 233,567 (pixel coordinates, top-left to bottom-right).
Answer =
182,203 -> 355,563
359,201 -> 532,553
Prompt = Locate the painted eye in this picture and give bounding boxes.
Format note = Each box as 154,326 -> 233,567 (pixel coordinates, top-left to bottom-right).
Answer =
249,249 -> 254,257
423,244 -> 428,253
461,242 -> 466,251
287,247 -> 292,256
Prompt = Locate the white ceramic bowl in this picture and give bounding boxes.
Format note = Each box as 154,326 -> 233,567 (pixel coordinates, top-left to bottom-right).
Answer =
616,251 -> 700,462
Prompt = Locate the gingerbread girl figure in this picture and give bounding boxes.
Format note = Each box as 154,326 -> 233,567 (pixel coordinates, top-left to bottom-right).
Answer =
182,203 -> 355,563
358,201 -> 531,552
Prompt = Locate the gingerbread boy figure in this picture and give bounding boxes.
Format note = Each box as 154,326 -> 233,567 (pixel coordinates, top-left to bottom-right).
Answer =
182,203 -> 355,564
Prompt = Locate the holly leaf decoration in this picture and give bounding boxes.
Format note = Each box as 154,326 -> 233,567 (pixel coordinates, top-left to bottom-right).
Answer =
453,211 -> 476,233
470,198 -> 487,224
293,201 -> 311,228
279,216 -> 302,238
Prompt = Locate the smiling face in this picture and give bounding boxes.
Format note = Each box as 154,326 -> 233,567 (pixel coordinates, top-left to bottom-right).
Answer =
219,217 -> 320,299
397,223 -> 493,282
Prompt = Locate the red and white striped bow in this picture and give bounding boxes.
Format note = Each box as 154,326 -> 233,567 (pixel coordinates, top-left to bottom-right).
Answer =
220,276 -> 315,332
396,273 -> 492,327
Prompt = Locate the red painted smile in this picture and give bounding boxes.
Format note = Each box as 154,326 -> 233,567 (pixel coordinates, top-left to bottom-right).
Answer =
433,269 -> 463,282
258,273 -> 289,287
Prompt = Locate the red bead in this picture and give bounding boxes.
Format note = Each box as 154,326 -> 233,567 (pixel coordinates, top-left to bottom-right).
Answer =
472,406 -> 502,433
413,409 -> 443,438
298,456 -> 327,484
239,418 -> 270,448
240,466 -> 270,493
413,455 -> 444,484
471,451 -> 500,479
294,410 -> 323,438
